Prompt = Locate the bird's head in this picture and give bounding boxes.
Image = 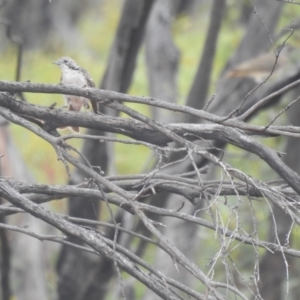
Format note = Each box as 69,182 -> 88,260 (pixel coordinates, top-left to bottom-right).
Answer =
53,57 -> 78,70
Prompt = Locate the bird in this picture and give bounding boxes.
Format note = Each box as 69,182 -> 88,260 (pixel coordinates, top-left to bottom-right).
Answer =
53,56 -> 98,132
225,45 -> 293,83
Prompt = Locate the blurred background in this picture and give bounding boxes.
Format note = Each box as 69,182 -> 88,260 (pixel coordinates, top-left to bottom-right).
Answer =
2,0 -> 300,299
0,0 -> 252,185
1,0 -> 299,184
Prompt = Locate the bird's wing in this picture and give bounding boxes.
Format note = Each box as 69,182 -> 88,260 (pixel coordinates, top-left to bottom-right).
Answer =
80,67 -> 98,113
80,67 -> 95,87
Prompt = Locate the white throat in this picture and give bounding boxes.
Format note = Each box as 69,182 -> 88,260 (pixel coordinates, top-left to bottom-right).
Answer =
60,65 -> 87,87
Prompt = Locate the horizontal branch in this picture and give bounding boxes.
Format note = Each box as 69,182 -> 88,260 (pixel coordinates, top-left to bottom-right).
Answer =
0,179 -> 297,213
1,84 -> 300,196
1,179 -> 299,259
1,80 -> 300,138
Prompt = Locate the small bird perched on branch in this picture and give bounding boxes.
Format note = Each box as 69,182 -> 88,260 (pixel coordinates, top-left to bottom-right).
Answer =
53,56 -> 98,132
225,45 -> 293,83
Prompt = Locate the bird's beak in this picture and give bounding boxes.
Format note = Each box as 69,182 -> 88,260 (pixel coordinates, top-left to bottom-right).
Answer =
53,60 -> 59,65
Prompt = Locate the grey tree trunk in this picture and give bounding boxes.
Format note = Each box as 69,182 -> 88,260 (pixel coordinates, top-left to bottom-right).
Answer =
143,1 -> 285,298
56,1 -> 154,300
142,1 -> 226,298
210,0 -> 283,116
258,84 -> 300,300
0,122 -> 49,300
145,0 -> 180,122
101,0 -> 154,96
186,0 -> 226,117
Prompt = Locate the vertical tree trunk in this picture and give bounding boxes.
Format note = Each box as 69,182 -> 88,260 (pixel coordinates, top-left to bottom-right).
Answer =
0,120 -> 11,300
145,0 -> 180,122
56,1 -> 154,300
209,0 -> 282,116
0,122 -> 48,300
142,1 -> 226,298
258,84 -> 300,299
101,0 -> 154,96
186,0 -> 226,116
143,1 -> 284,298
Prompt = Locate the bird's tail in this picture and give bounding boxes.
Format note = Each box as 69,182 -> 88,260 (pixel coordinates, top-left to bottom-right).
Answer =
68,105 -> 80,132
58,105 -> 80,132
